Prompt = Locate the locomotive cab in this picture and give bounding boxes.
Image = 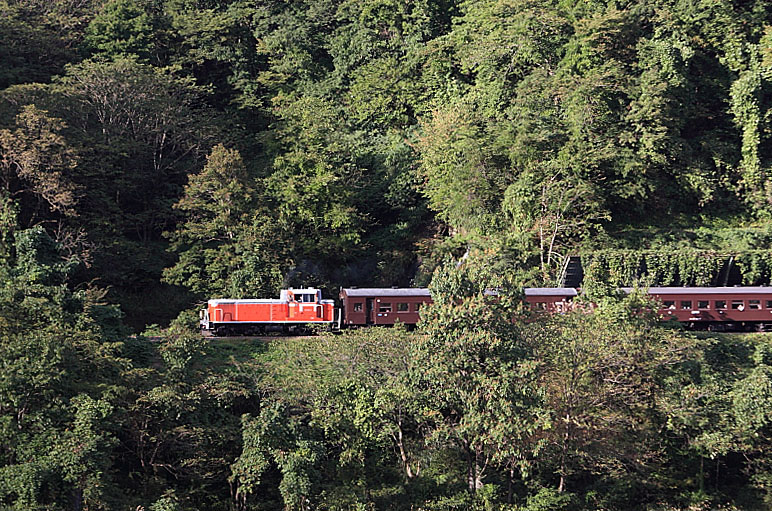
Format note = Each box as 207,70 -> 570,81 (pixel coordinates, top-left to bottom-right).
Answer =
281,288 -> 322,303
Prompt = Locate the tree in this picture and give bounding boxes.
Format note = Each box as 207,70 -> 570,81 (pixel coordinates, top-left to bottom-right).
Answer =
0,104 -> 78,220
236,328 -> 433,509
47,56 -> 216,325
231,402 -> 323,511
121,316 -> 257,510
416,262 -> 542,499
448,0 -> 570,117
503,163 -> 607,282
165,0 -> 266,109
164,144 -> 287,298
662,335 -> 772,503
170,144 -> 253,244
0,224 -> 127,510
0,0 -> 90,88
83,0 -> 155,61
525,292 -> 690,495
417,102 -> 505,235
265,94 -> 365,265
55,56 -> 212,242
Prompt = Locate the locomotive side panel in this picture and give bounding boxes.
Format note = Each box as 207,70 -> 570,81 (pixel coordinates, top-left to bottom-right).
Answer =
290,302 -> 322,322
270,303 -> 285,322
236,302 -> 273,322
322,302 -> 335,322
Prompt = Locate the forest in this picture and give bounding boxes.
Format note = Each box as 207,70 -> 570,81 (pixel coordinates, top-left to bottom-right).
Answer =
1,0 -> 772,509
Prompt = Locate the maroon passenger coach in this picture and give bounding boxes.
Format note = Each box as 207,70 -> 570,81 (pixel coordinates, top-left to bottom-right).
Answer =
339,288 -> 432,327
523,287 -> 579,312
638,287 -> 772,327
525,286 -> 772,329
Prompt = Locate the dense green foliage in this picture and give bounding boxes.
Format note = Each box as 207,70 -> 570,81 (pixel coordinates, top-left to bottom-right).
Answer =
3,0 -> 772,508
4,234 -> 772,509
2,0 -> 772,317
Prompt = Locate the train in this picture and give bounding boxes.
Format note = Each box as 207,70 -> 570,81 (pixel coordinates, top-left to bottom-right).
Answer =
200,288 -> 337,336
199,286 -> 772,336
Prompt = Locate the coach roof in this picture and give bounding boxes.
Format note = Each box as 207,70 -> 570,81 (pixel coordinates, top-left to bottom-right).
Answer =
524,287 -> 579,297
623,286 -> 772,295
341,288 -> 432,297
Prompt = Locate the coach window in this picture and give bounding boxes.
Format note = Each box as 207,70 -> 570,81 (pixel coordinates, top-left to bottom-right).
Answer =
663,300 -> 676,309
749,299 -> 761,310
731,301 -> 744,310
397,303 -> 408,312
680,301 -> 692,310
767,300 -> 772,309
379,302 -> 392,313
535,302 -> 546,310
353,302 -> 363,312
697,300 -> 709,309
715,300 -> 727,309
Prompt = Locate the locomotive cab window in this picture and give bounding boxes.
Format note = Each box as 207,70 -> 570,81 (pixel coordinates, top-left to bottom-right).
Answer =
353,303 -> 363,312
715,300 -> 727,309
663,300 -> 676,309
680,301 -> 692,310
301,294 -> 315,302
697,300 -> 709,309
379,303 -> 392,312
731,301 -> 744,310
397,303 -> 408,312
749,300 -> 761,310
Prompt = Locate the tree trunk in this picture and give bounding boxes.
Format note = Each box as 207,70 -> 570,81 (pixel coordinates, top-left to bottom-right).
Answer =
467,449 -> 476,493
558,411 -> 570,493
508,468 -> 515,503
392,426 -> 416,479
71,487 -> 83,511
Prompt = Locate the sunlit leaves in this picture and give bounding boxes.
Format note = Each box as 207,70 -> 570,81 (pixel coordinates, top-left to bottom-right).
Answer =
0,105 -> 78,218
164,144 -> 287,298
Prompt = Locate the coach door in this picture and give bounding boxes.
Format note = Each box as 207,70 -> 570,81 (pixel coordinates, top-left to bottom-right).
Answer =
366,298 -> 374,325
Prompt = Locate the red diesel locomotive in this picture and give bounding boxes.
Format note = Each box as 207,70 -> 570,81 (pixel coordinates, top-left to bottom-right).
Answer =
201,286 -> 772,335
200,288 -> 337,336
